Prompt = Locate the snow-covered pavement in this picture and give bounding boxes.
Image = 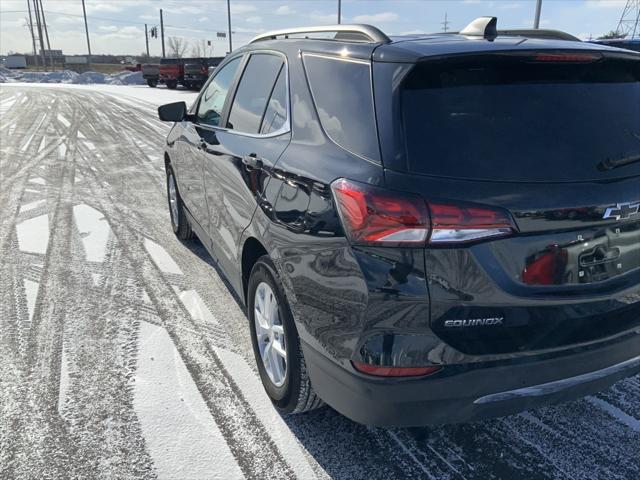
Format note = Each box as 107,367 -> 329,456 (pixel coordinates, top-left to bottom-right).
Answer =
1,84 -> 639,480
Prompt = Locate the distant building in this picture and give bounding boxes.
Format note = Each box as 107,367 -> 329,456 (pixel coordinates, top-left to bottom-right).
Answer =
40,49 -> 65,65
65,56 -> 89,73
1,54 -> 27,69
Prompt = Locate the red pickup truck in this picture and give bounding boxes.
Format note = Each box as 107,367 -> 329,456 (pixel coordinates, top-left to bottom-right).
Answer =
158,58 -> 185,89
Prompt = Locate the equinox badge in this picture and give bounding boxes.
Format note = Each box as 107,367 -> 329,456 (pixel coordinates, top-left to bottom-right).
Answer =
444,317 -> 504,328
603,202 -> 640,221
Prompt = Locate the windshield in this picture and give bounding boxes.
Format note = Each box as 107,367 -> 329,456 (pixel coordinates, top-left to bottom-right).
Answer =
401,53 -> 640,182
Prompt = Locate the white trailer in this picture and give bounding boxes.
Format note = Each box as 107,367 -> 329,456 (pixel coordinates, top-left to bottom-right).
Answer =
3,55 -> 27,69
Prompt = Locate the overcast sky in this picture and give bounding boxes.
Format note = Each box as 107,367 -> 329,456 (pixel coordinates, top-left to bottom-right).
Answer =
0,0 -> 630,56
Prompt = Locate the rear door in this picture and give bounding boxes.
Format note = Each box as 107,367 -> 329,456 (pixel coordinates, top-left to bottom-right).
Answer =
381,50 -> 640,285
376,50 -> 640,353
200,51 -> 290,285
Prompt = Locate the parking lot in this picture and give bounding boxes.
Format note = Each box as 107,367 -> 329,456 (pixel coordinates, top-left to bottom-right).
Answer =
1,84 -> 639,480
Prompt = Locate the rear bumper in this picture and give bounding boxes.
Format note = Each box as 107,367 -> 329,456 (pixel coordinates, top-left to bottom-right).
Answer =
184,74 -> 206,82
302,332 -> 640,427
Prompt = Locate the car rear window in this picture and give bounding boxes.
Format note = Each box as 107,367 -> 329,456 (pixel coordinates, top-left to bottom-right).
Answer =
303,54 -> 380,162
401,53 -> 640,182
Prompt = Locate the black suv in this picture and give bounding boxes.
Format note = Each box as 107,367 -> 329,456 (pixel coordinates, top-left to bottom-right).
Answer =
183,56 -> 225,90
158,18 -> 640,426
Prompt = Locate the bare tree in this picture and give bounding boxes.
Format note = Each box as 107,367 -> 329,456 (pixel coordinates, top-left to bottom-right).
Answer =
191,39 -> 214,57
598,30 -> 627,40
167,36 -> 189,58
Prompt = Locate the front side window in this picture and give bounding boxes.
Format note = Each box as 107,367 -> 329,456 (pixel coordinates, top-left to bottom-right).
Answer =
227,53 -> 285,133
197,57 -> 241,127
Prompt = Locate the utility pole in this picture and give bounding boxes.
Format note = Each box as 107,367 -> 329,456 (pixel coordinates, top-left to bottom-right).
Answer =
616,0 -> 640,39
26,0 -> 38,69
338,0 -> 342,24
442,12 -> 450,32
81,0 -> 92,68
227,0 -> 232,53
533,0 -> 543,29
32,0 -> 46,67
145,24 -> 150,59
160,9 -> 166,57
39,0 -> 54,69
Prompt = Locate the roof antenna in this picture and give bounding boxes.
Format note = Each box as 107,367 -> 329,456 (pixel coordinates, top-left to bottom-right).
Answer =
460,16 -> 498,40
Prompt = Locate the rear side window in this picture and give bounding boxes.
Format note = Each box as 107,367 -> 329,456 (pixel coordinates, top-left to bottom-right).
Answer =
228,53 -> 284,133
197,57 -> 241,127
260,68 -> 287,134
401,54 -> 640,182
303,54 -> 380,162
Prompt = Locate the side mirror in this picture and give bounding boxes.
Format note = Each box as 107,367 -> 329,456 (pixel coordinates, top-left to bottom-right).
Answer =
158,102 -> 187,122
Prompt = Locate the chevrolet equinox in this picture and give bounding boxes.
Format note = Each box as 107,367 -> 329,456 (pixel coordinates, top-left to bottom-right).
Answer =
158,17 -> 640,426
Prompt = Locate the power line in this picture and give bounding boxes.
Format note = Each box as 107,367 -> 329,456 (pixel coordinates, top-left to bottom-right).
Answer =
0,9 -> 260,37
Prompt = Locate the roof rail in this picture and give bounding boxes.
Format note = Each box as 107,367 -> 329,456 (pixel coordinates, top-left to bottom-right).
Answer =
498,29 -> 581,42
249,24 -> 391,44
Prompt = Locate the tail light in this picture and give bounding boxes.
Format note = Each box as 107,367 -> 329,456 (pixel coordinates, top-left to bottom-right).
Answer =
331,178 -> 430,246
331,178 -> 516,246
352,361 -> 441,377
429,203 -> 515,244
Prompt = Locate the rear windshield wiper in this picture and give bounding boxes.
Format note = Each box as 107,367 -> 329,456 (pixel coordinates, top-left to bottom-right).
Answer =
597,154 -> 640,172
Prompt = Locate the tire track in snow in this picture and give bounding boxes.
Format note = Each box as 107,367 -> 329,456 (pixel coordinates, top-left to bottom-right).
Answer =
70,107 -> 298,478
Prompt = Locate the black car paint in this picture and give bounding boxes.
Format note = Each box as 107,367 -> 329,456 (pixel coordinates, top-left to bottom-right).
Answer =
164,34 -> 640,426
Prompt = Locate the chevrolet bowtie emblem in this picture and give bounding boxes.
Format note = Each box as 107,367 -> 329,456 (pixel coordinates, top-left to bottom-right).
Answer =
603,202 -> 640,221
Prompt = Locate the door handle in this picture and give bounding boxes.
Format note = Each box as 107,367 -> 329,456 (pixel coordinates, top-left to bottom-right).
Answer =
242,153 -> 263,169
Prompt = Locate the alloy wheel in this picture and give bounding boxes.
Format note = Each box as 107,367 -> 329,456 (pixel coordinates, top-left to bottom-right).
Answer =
168,173 -> 179,227
254,281 -> 287,387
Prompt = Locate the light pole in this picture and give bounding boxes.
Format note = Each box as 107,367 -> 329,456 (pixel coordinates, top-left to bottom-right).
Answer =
145,24 -> 150,59
26,0 -> 38,68
338,0 -> 342,24
227,0 -> 233,53
160,9 -> 166,57
533,0 -> 543,29
81,0 -> 92,68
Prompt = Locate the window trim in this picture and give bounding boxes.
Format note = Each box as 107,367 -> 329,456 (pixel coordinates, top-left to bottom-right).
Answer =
225,50 -> 291,139
301,52 -> 381,164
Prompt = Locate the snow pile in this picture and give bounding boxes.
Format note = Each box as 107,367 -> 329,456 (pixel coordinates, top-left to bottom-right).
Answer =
0,69 -> 145,85
73,71 -> 107,84
107,71 -> 145,85
41,70 -> 79,83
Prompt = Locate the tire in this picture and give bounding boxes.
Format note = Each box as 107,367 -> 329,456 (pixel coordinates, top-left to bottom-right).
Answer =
147,79 -> 157,88
166,80 -> 177,90
248,256 -> 323,414
166,166 -> 193,240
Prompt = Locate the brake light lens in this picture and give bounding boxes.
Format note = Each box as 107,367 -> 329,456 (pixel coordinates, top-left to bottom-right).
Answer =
429,203 -> 515,244
531,53 -> 601,63
332,178 -> 430,246
352,361 -> 441,377
331,179 -> 516,246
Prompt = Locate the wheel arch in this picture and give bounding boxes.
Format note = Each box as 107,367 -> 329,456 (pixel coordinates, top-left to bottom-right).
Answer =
241,236 -> 268,303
